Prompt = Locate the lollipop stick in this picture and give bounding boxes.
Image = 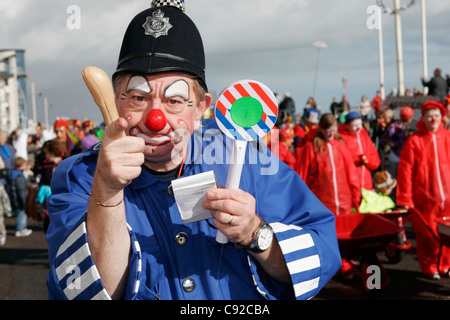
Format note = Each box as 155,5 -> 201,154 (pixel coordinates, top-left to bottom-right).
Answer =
225,140 -> 248,189
216,139 -> 248,243
214,80 -> 278,244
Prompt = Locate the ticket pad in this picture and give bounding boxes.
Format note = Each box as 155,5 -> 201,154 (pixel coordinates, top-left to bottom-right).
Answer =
171,170 -> 218,224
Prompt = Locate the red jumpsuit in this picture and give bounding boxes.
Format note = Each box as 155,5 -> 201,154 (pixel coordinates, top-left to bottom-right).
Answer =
396,121 -> 450,275
295,138 -> 361,215
339,125 -> 380,190
278,142 -> 296,169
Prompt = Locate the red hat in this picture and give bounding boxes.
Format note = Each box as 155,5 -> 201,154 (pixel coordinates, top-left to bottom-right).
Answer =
400,106 -> 414,121
53,118 -> 69,129
421,100 -> 446,116
69,119 -> 81,127
279,126 -> 295,141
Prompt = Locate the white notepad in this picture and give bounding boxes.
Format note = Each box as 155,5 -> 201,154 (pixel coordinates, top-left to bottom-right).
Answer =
171,170 -> 218,224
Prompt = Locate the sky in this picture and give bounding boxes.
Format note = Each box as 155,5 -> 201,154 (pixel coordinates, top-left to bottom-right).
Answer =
1,0 -> 449,127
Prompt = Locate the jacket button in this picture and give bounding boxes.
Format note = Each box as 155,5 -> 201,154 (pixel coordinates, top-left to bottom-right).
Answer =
175,232 -> 188,246
182,278 -> 195,292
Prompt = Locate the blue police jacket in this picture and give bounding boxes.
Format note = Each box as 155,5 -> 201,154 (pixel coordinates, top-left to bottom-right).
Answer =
46,119 -> 341,300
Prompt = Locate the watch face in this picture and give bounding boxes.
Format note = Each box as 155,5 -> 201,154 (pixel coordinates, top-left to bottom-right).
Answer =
257,226 -> 273,250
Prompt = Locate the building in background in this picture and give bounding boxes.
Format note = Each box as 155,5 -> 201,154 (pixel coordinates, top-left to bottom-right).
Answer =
0,49 -> 28,134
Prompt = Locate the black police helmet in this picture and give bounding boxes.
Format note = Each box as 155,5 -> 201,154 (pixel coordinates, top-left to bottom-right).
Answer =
113,1 -> 207,90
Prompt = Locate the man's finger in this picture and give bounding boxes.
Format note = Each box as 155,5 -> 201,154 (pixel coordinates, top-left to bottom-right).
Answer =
206,188 -> 251,204
103,117 -> 128,142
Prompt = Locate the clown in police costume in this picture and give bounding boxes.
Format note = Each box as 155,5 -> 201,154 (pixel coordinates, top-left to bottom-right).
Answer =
46,0 -> 341,300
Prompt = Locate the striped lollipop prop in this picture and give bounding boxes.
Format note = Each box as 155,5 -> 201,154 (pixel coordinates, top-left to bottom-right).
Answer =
214,80 -> 278,243
215,80 -> 278,141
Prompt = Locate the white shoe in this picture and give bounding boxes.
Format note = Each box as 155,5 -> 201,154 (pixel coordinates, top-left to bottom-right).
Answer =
15,228 -> 32,237
0,236 -> 5,246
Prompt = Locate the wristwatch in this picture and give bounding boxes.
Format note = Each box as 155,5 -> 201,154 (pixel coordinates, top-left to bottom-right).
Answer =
247,219 -> 274,253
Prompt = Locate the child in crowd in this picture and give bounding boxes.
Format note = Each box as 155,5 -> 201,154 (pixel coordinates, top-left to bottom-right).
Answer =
35,139 -> 68,232
8,157 -> 32,237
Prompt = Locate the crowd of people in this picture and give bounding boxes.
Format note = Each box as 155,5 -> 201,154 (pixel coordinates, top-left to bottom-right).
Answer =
1,85 -> 450,292
0,118 -> 104,244
2,0 -> 450,299
271,86 -> 450,280
1,85 -> 450,287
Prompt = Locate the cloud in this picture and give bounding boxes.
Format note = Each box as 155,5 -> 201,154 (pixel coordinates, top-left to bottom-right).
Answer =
1,0 -> 449,126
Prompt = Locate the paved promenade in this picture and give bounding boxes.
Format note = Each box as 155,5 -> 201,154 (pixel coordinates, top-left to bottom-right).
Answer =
0,217 -> 49,300
1,216 -> 450,300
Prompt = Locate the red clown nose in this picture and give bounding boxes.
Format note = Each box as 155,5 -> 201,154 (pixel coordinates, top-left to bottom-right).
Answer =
146,109 -> 167,131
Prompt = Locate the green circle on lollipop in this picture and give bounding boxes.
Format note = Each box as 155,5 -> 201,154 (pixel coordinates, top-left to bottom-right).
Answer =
230,97 -> 263,128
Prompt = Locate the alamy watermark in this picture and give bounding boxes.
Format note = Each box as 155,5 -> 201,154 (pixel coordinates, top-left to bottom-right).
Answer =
366,265 -> 381,290
64,262 -> 382,292
66,265 -> 81,290
66,5 -> 81,30
366,4 -> 381,30
65,5 -> 383,31
172,127 -> 280,176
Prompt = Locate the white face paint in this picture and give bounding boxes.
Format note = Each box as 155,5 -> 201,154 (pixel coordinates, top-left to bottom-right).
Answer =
422,108 -> 442,133
127,75 -> 152,93
164,79 -> 189,101
348,119 -> 363,134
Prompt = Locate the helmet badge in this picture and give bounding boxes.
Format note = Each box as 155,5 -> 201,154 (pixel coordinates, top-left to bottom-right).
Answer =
142,9 -> 172,38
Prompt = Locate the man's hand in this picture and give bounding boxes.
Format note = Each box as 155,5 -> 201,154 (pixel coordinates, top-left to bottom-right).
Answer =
203,188 -> 291,284
202,188 -> 260,247
96,117 -> 145,195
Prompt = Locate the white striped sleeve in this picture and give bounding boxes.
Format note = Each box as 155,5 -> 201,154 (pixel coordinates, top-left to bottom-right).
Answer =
271,222 -> 321,300
53,217 -> 142,300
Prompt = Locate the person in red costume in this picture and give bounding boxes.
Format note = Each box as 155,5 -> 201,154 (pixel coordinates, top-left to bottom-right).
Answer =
371,90 -> 383,113
277,125 -> 296,169
295,113 -> 361,216
396,100 -> 450,280
339,111 -> 380,191
295,108 -> 319,149
295,113 -> 361,277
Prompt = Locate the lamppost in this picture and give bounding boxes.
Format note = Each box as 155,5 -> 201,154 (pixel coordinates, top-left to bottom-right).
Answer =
420,0 -> 428,95
312,41 -> 327,98
37,92 -> 51,130
375,3 -> 386,100
31,82 -> 37,124
377,0 -> 416,97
